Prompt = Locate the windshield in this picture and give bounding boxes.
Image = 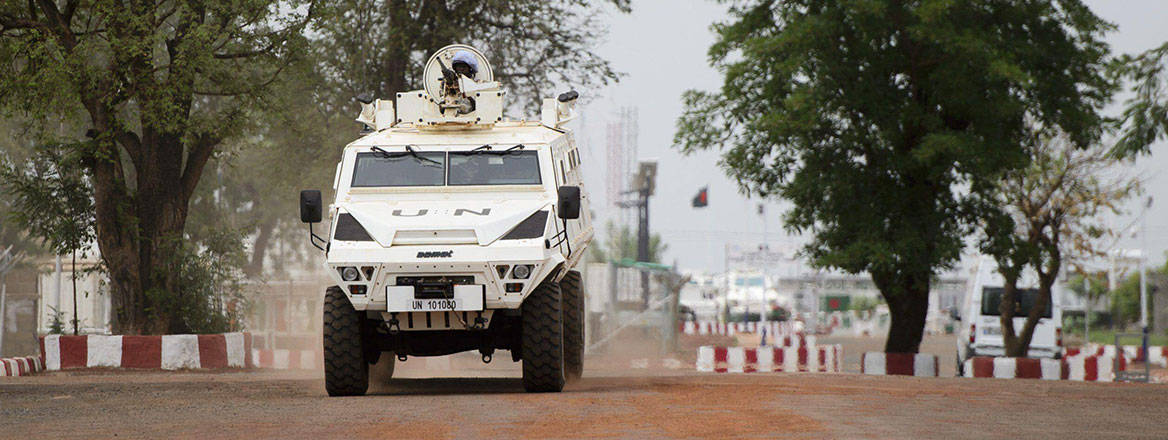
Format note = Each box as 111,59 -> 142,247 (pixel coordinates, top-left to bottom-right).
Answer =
350,148 -> 541,187
449,151 -> 541,185
351,151 -> 445,187
980,287 -> 1051,318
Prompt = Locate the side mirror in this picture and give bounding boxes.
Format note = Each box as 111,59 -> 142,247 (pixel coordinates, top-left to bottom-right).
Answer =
557,186 -> 581,220
300,190 -> 322,223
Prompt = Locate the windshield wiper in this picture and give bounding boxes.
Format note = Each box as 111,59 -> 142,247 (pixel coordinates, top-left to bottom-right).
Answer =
404,145 -> 443,166
504,144 -> 525,154
370,146 -> 394,158
468,145 -> 493,154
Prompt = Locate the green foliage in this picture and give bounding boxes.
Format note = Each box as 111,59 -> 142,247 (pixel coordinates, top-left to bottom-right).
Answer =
675,0 -> 1116,352
0,143 -> 94,258
147,230 -> 253,334
588,220 -> 668,264
46,306 -> 66,335
1111,41 -> 1168,157
312,0 -> 629,115
1106,265 -> 1165,329
0,1 -> 316,333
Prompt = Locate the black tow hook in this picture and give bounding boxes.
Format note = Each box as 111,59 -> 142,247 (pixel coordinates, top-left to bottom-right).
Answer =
470,312 -> 487,330
387,313 -> 401,334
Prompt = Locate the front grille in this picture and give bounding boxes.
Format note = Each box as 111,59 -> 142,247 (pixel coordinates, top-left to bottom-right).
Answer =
396,276 -> 475,299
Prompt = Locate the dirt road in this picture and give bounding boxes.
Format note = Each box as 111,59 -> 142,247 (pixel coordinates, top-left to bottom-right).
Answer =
3,362 -> 1167,440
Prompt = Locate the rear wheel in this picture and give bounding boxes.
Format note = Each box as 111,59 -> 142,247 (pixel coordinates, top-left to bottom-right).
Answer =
323,286 -> 369,396
560,270 -> 585,381
521,279 -> 566,392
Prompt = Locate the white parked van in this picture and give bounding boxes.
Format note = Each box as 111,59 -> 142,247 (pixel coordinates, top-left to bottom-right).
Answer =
955,257 -> 1063,375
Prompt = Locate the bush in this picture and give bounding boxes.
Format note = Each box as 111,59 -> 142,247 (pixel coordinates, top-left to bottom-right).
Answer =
145,229 -> 254,334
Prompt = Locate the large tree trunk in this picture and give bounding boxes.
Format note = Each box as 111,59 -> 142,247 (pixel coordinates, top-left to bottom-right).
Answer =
244,219 -> 276,279
91,170 -> 193,334
873,269 -> 931,353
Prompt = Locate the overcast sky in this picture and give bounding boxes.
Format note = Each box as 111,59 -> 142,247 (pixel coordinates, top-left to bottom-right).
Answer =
578,0 -> 1168,274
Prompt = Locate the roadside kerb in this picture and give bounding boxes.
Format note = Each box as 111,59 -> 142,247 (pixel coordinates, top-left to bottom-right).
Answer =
696,345 -> 842,373
962,356 -> 1067,380
40,333 -> 251,370
861,352 -> 939,377
1,356 -> 44,376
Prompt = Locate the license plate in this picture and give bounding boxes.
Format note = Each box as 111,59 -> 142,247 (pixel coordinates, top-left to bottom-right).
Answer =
411,298 -> 464,311
385,284 -> 484,312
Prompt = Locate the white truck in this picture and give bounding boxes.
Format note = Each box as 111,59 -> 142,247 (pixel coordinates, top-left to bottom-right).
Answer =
299,45 -> 593,395
955,257 -> 1063,376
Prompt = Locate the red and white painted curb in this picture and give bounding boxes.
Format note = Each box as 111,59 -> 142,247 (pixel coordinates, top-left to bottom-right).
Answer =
1064,355 -> 1126,382
40,333 -> 251,370
861,352 -> 939,377
696,345 -> 843,373
1065,344 -> 1166,367
251,349 -> 318,370
962,357 -> 1067,380
1,356 -> 44,376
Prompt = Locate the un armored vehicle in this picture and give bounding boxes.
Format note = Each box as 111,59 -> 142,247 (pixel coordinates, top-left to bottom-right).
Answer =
299,45 -> 592,396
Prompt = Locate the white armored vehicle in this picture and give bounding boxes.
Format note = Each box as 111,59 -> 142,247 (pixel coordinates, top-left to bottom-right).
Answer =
299,45 -> 593,395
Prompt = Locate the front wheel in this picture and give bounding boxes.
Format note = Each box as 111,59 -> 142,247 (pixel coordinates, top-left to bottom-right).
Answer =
561,270 -> 585,381
323,286 -> 369,396
521,279 -> 566,392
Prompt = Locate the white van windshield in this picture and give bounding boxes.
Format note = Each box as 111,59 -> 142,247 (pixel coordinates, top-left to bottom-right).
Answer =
350,148 -> 541,187
981,287 -> 1051,318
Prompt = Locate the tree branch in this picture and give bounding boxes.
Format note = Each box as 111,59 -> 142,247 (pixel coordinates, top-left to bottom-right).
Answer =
180,134 -> 218,202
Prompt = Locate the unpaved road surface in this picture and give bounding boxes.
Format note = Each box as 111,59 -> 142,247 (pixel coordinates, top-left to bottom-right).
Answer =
3,363 -> 1167,439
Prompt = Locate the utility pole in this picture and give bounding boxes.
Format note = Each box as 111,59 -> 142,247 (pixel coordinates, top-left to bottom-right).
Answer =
1140,197 -> 1152,351
617,160 -> 657,309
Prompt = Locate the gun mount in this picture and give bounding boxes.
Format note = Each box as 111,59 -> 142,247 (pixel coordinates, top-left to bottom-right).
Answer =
355,44 -> 577,132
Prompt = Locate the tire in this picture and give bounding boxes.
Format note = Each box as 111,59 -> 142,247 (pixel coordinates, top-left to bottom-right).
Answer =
560,270 -> 585,381
521,279 -> 566,392
323,286 -> 369,396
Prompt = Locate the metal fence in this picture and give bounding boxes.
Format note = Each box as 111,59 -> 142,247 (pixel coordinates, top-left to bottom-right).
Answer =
584,261 -> 687,355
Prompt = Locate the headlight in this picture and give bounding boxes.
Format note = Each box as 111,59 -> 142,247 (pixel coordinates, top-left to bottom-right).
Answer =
341,266 -> 360,281
511,264 -> 532,279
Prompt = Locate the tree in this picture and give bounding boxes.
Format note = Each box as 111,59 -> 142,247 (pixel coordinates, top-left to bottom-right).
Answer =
1107,263 -> 1165,329
313,0 -> 628,115
0,144 -> 95,334
981,137 -> 1137,357
675,0 -> 1115,353
589,221 -> 668,264
0,1 -> 316,333
1112,41 -> 1168,157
